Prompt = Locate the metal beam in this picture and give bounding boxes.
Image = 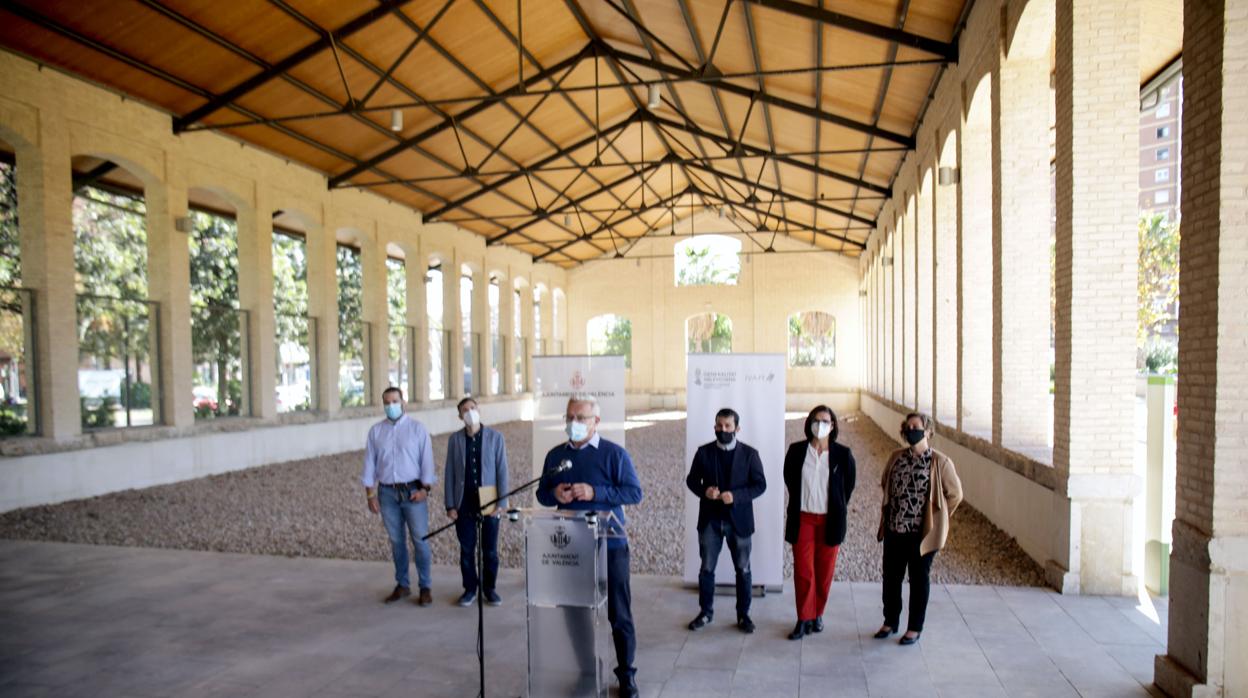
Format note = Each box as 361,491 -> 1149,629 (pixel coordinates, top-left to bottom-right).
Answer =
684,161 -> 874,226
649,113 -> 891,196
488,160 -> 664,245
533,188 -> 689,262
172,0 -> 417,131
605,43 -> 915,148
694,187 -> 866,249
741,0 -> 957,60
327,44 -> 591,187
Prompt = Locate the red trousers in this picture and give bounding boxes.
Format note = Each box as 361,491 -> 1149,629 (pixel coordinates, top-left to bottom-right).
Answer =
794,512 -> 840,622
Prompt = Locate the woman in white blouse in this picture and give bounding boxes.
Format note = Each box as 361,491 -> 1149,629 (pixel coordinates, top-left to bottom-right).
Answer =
782,405 -> 857,640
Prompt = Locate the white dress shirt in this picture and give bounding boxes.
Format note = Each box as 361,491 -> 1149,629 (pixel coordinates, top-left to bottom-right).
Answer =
361,414 -> 437,488
800,444 -> 830,514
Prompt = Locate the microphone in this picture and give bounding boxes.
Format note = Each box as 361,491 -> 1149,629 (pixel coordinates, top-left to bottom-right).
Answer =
555,459 -> 573,473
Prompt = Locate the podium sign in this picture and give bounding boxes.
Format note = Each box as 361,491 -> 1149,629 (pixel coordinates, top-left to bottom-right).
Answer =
523,510 -> 612,698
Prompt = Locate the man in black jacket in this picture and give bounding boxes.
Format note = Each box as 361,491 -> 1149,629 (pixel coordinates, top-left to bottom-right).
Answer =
685,408 -> 767,633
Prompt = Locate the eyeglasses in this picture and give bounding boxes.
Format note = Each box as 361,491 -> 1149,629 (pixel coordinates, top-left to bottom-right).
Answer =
565,414 -> 595,424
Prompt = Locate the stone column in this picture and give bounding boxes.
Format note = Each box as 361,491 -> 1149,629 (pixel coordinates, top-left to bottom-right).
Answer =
238,188 -> 275,419
145,162 -> 193,428
993,4 -> 1054,451
1154,1 -> 1248,694
306,212 -> 338,414
1050,0 -> 1141,595
14,115 -> 80,439
480,273 -> 497,397
518,280 -> 534,393
499,278 -> 515,396
445,254 -> 464,400
359,229 -> 388,407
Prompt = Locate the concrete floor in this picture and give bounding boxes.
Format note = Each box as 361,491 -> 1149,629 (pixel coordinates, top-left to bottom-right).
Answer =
0,540 -> 1166,697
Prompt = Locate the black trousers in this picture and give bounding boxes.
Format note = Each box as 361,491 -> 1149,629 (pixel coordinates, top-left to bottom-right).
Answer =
697,518 -> 752,619
607,544 -> 636,681
882,531 -> 936,633
453,510 -> 499,594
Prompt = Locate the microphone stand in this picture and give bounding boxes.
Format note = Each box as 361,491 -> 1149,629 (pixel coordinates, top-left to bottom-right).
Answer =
424,463 -> 564,698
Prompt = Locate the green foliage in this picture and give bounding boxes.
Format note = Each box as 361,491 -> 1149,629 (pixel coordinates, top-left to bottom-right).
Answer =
73,187 -> 151,371
337,245 -> 364,360
687,312 -> 732,353
0,405 -> 26,436
1138,214 -> 1180,343
120,380 -> 151,410
1143,339 -> 1178,375
0,160 -> 18,288
189,210 -> 242,416
387,258 -> 406,362
675,237 -> 741,286
80,396 -> 117,429
589,314 -> 632,368
788,311 -> 836,367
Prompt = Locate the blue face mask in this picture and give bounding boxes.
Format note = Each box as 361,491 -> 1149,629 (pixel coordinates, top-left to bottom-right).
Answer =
566,420 -> 589,442
384,403 -> 403,421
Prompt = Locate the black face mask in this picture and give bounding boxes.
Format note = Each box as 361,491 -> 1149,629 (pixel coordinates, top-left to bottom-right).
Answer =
715,430 -> 735,445
903,428 -> 926,446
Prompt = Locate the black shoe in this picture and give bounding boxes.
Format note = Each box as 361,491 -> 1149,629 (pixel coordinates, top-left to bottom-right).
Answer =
384,585 -> 410,604
811,616 -> 824,633
687,612 -> 712,631
737,616 -> 755,634
899,632 -> 921,646
788,620 -> 809,640
618,674 -> 639,698
456,590 -> 476,607
484,590 -> 502,606
873,625 -> 897,639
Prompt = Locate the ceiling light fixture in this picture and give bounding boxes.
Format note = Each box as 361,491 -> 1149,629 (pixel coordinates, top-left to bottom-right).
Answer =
390,109 -> 403,132
647,84 -> 661,109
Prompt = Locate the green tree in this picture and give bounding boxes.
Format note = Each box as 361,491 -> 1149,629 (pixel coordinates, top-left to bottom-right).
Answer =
0,160 -> 18,288
188,210 -> 240,416
337,245 -> 364,405
676,238 -> 741,286
603,317 -> 632,368
1138,214 -> 1180,373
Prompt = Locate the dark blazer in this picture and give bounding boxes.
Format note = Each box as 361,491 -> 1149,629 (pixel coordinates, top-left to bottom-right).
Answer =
685,441 -> 767,536
783,440 -> 856,547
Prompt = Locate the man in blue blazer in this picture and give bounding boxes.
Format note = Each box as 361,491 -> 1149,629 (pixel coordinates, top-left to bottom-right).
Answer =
685,408 -> 767,633
444,396 -> 509,607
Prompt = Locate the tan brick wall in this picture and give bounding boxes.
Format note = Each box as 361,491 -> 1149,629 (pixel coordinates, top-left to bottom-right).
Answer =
959,76 -> 995,438
934,129 -> 960,427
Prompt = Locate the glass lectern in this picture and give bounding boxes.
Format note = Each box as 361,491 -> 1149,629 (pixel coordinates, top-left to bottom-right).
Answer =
520,509 -> 619,698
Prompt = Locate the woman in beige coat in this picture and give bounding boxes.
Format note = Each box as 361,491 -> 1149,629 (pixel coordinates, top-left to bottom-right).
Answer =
874,412 -> 962,645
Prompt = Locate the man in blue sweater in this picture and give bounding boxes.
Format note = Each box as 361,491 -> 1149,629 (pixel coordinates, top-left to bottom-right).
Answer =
536,393 -> 643,698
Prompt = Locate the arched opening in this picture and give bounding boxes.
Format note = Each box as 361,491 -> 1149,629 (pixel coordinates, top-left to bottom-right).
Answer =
961,76 -> 994,436
552,288 -> 565,353
72,155 -> 157,429
335,232 -> 366,407
674,235 -> 741,286
425,260 -> 446,400
272,210 -> 313,413
686,312 -> 732,354
487,273 -> 501,394
788,311 -> 836,367
460,264 -> 476,396
513,278 -> 527,392
187,187 -> 245,420
385,245 -> 411,398
587,313 -> 631,368
0,138 -> 34,436
916,169 -> 935,415
903,194 -> 917,408
533,284 -> 546,355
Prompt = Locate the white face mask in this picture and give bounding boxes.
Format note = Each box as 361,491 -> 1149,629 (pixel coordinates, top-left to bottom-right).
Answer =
566,420 -> 589,442
814,421 -> 833,440
463,408 -> 480,427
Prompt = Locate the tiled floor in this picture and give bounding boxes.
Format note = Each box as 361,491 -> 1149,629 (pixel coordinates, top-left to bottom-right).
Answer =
0,540 -> 1166,697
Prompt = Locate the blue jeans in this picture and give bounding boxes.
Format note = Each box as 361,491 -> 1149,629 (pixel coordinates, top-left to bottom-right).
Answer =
454,511 -> 500,593
378,485 -> 432,590
698,518 -> 753,618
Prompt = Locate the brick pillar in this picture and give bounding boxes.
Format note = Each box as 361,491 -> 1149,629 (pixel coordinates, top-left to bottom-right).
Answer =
916,175 -> 934,416
934,130 -> 959,426
495,277 -> 510,397
236,189 -> 276,419
518,280 -> 534,392
1154,1 -> 1248,694
146,166 -> 193,428
15,116 -> 80,439
359,230 -> 387,407
406,249 -> 427,403
1050,0 -> 1140,595
993,45 -> 1053,451
959,81 -> 994,438
306,214 -> 338,414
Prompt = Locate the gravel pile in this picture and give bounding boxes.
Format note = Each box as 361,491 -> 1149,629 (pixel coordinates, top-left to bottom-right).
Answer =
0,412 -> 1044,586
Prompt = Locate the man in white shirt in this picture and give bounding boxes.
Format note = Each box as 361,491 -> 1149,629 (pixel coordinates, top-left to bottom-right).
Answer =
363,387 -> 437,606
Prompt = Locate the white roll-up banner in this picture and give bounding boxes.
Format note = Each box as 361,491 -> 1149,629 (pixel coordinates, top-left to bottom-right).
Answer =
683,353 -> 787,589
531,355 -> 627,479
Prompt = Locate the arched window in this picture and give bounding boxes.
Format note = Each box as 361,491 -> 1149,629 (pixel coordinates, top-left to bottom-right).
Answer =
686,312 -> 732,353
336,242 -> 365,407
488,275 -> 500,394
272,213 -> 311,413
674,235 -> 741,286
425,263 -> 445,400
188,194 -> 243,419
788,311 -> 836,367
587,314 -> 631,368
386,254 -> 410,397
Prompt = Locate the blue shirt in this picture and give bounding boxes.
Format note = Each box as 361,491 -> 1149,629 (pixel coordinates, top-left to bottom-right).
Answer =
536,434 -> 643,549
361,414 -> 437,488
